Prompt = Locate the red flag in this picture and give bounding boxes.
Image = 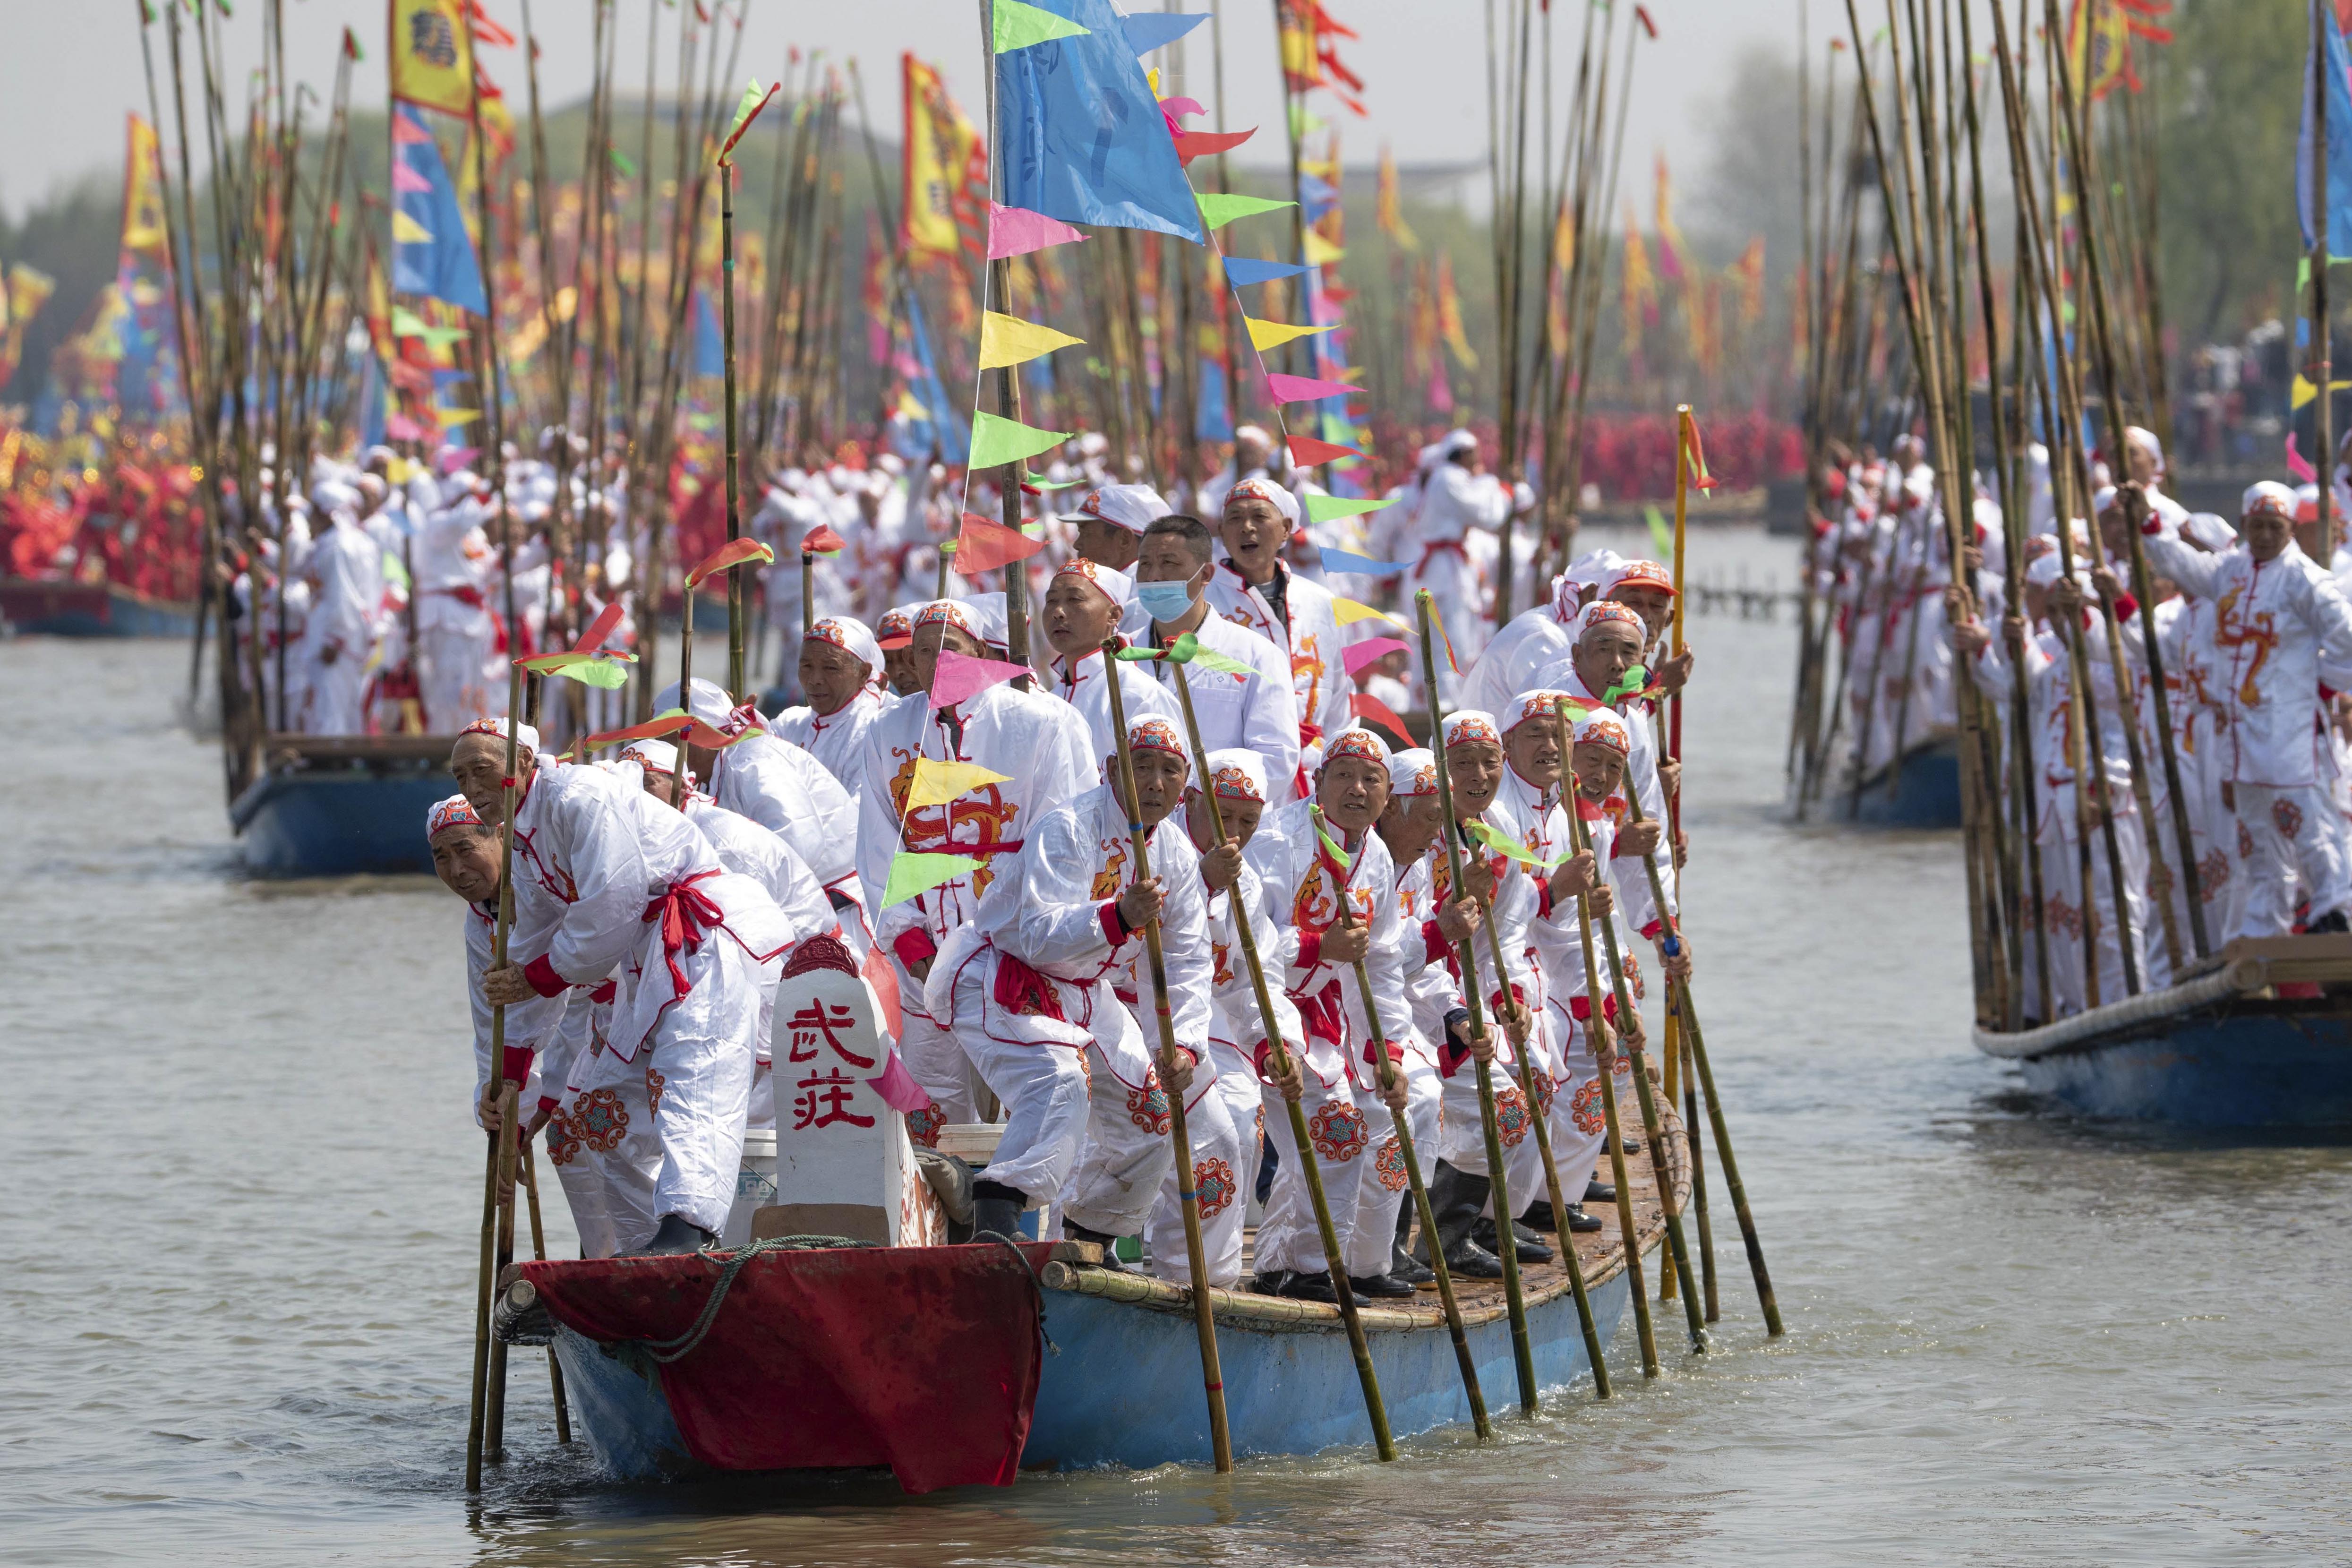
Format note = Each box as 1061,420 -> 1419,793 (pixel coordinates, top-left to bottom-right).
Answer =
466,1 -> 517,47
802,523 -> 846,555
1634,4 -> 1659,38
1349,693 -> 1414,747
1678,407 -> 1719,490
684,536 -> 777,589
953,513 -> 1045,574
572,600 -> 624,653
1172,128 -> 1256,164
1287,432 -> 1361,466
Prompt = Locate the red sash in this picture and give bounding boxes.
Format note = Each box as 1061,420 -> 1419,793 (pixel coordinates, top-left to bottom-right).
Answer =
641,868 -> 727,995
993,951 -> 1067,1021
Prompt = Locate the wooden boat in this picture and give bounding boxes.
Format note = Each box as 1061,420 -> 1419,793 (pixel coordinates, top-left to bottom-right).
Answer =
503,1117 -> 1690,1489
228,734 -> 455,876
1974,933 -> 2352,1125
0,577 -> 198,637
1847,731 -> 1960,828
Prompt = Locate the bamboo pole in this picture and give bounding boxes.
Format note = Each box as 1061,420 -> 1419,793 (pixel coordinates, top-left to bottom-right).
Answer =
1618,784 -> 1780,1334
1547,703 -> 1658,1377
1097,643 -> 1237,1472
466,663 -> 528,1491
1417,590 -> 1539,1414
518,1140 -> 571,1444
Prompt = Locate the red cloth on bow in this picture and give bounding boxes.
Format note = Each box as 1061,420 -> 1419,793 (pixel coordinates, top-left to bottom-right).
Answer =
992,951 -> 1067,1021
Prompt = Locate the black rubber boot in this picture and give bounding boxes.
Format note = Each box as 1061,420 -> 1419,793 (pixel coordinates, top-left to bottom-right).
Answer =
1349,1270 -> 1416,1299
1062,1217 -> 1128,1270
1583,1177 -> 1616,1204
637,1213 -> 716,1256
1563,1203 -> 1604,1234
1520,1199 -> 1560,1233
1390,1199 -> 1435,1286
1418,1160 -> 1504,1279
970,1180 -> 1026,1242
1472,1215 -> 1554,1264
1265,1268 -> 1368,1306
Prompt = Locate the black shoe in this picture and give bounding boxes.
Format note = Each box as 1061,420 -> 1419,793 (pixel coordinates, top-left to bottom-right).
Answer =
1349,1272 -> 1416,1300
1252,1268 -> 1368,1306
1519,1200 -> 1559,1234
1564,1203 -> 1604,1234
2309,908 -> 2351,934
1062,1218 -> 1128,1270
970,1180 -> 1027,1242
1391,1196 -> 1434,1284
1472,1217 -> 1554,1264
635,1213 -> 716,1256
1583,1178 -> 1616,1204
1443,1240 -> 1506,1278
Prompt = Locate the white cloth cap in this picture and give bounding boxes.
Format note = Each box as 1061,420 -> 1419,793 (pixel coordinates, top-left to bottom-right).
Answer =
1073,483 -> 1171,533
1224,476 -> 1300,527
1052,557 -> 1136,608
459,716 -> 540,754
1201,746 -> 1269,802
652,677 -> 735,726
620,738 -> 679,774
1386,747 -> 1439,797
806,615 -> 883,670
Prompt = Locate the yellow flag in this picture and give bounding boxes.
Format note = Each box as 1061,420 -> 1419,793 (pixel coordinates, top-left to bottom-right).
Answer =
904,54 -> 984,259
1245,317 -> 1334,352
389,0 -> 476,118
120,117 -> 169,257
436,406 -> 481,427
391,209 -> 434,245
1333,597 -> 1408,630
978,311 -> 1083,370
907,757 -> 1012,811
1302,230 -> 1344,267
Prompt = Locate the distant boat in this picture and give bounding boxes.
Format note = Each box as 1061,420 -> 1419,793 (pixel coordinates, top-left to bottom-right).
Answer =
229,734 -> 453,876
1975,934 -> 2352,1125
499,1121 -> 1690,1489
0,578 -> 197,638
1847,732 -> 1961,829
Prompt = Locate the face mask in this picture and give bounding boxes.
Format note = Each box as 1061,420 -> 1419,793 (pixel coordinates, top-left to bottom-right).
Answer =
1135,579 -> 1197,623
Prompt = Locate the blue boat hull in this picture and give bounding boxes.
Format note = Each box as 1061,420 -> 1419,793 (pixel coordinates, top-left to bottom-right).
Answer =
0,579 -> 197,637
1024,1267 -> 1633,1468
2015,1007 -> 2352,1125
228,771 -> 451,876
1848,735 -> 1961,828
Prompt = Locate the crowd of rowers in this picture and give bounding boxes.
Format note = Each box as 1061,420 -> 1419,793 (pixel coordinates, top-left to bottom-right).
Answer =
427,457 -> 1698,1307
1809,426 -> 2352,1017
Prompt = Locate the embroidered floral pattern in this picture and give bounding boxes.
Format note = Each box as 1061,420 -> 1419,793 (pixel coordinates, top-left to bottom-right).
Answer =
1373,1136 -> 1410,1192
1572,1076 -> 1606,1136
1495,1085 -> 1532,1148
2238,821 -> 2257,861
560,1087 -> 631,1166
1531,1067 -> 1558,1119
1193,1157 -> 1238,1219
2198,848 -> 2231,900
905,1103 -> 946,1148
2273,797 -> 2305,840
1127,1073 -> 1172,1136
645,1067 -> 666,1119
1309,1099 -> 1369,1162
2044,893 -> 2082,943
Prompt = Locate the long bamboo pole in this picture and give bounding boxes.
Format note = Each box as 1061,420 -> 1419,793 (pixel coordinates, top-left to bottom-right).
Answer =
1097,644 -> 1237,1472
466,664 -> 527,1491
1417,590 -> 1539,1414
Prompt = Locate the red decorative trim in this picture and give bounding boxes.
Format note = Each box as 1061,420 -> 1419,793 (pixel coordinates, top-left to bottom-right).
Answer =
1098,900 -> 1129,947
1640,918 -> 1664,940
1296,930 -> 1323,970
1422,919 -> 1449,964
893,929 -> 938,969
501,1044 -> 534,1084
522,954 -> 567,997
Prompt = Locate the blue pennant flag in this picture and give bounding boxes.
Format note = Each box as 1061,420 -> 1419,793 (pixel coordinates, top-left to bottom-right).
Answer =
904,290 -> 969,463
1195,355 -> 1232,442
1120,11 -> 1208,54
391,106 -> 488,317
996,0 -> 1205,243
2302,4 -> 2352,260
1298,172 -> 1340,222
1221,256 -> 1308,287
1319,546 -> 1409,576
694,290 -> 725,377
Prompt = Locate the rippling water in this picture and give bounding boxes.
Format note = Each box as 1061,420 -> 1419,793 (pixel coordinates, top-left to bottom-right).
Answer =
7,524 -> 2348,1566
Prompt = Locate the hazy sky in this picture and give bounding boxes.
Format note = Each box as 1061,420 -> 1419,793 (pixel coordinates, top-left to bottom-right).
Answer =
0,0 -> 1808,222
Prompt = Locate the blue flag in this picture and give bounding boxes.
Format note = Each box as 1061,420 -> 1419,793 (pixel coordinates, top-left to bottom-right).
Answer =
694,290 -> 725,377
996,0 -> 1205,243
1120,12 -> 1208,54
391,107 -> 488,316
1222,256 -> 1308,287
904,291 -> 969,463
1195,356 -> 1232,442
2303,5 -> 2352,259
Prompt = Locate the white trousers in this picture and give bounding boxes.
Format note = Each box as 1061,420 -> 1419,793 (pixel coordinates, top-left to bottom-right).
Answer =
1143,1073 -> 1248,1288
2233,782 -> 2352,937
417,623 -> 496,733
2040,808 -> 2151,1018
1254,1067 -> 1377,1276
297,646 -> 369,734
545,1007 -> 661,1259
1342,1050 -> 1440,1279
1058,1019 -> 1178,1237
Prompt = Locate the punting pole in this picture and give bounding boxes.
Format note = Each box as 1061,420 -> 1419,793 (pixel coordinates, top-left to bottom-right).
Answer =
1161,661 -> 1403,1455
1548,700 -> 1658,1377
1463,834 -> 1610,1396
1098,643 -> 1235,1473
467,661 -> 528,1491
1619,786 -> 1781,1335
1553,699 -> 1705,1351
1419,590 -> 1539,1415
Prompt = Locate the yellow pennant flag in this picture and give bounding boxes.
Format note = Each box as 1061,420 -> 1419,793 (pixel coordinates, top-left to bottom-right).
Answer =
1302,230 -> 1344,267
388,0 -> 477,119
1245,317 -> 1335,352
1333,597 -> 1409,631
907,757 -> 1013,810
391,210 -> 434,245
436,406 -> 481,427
978,311 -> 1084,370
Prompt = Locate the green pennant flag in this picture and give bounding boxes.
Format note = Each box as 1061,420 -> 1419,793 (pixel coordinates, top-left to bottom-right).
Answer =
994,0 -> 1090,51
1602,665 -> 1649,704
609,146 -> 637,179
1197,192 -> 1297,231
1644,504 -> 1673,559
968,410 -> 1071,471
1466,820 -> 1567,868
391,305 -> 467,350
1304,493 -> 1394,525
882,851 -> 985,908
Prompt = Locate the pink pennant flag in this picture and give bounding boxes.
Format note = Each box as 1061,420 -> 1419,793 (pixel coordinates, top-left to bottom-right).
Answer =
861,943 -> 904,1042
392,160 -> 432,193
1342,636 -> 1410,677
866,1049 -> 934,1115
384,412 -> 427,441
988,202 -> 1089,260
2286,431 -> 2317,482
930,648 -> 1033,710
1265,371 -> 1359,404
391,114 -> 435,146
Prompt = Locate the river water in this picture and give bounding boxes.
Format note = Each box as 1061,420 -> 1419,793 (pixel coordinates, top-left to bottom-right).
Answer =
6,523 -> 2347,1566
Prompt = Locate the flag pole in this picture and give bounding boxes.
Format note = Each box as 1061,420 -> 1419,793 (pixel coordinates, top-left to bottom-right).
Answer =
1097,643 -> 1237,1473
716,82 -> 778,703
981,2 -> 1032,666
